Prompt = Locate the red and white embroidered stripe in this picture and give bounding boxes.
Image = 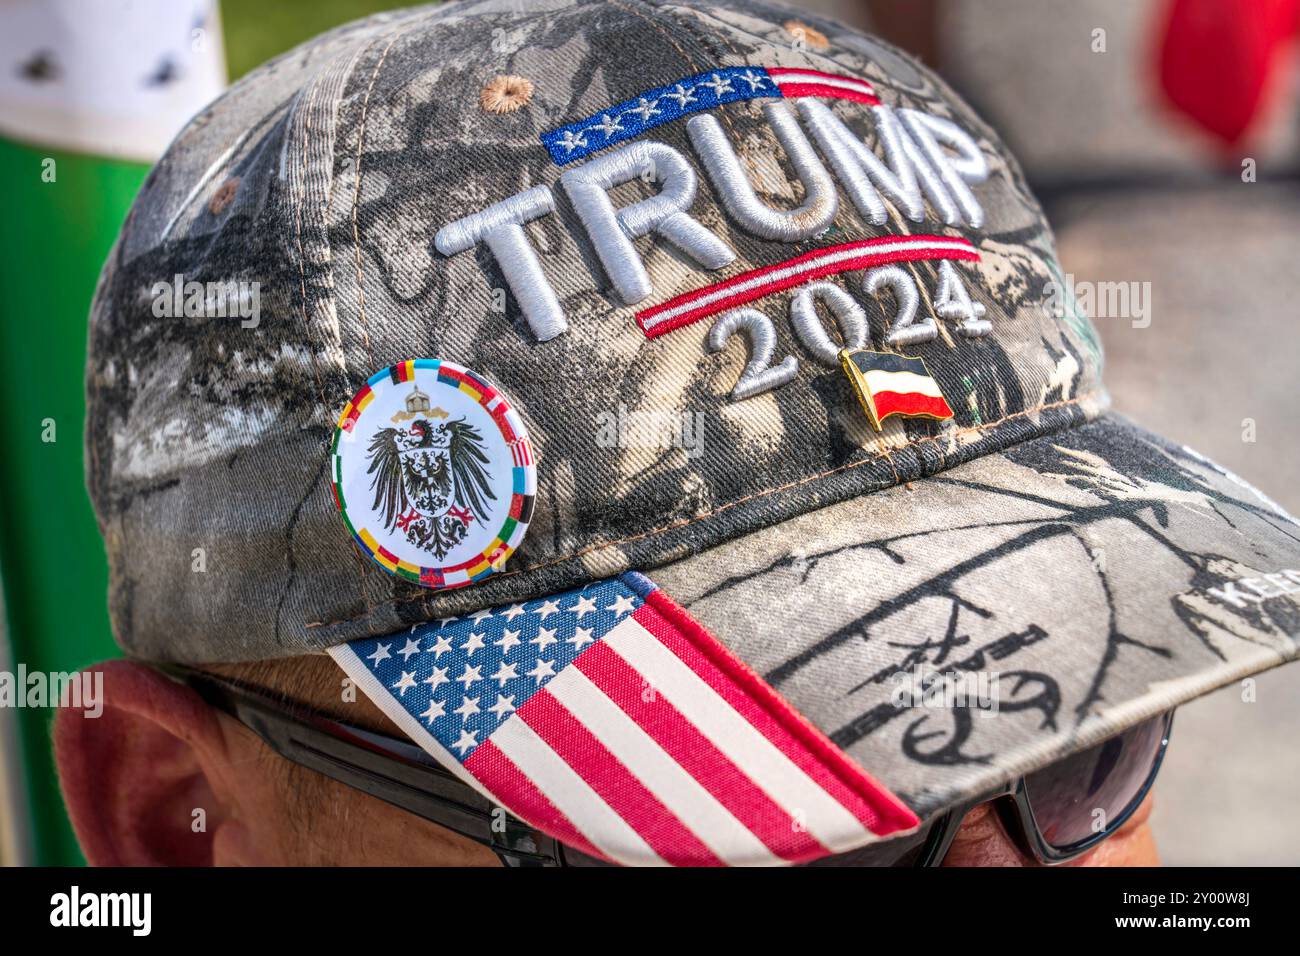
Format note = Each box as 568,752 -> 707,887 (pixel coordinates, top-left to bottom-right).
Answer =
572,642 -> 829,862
637,235 -> 980,338
769,66 -> 880,105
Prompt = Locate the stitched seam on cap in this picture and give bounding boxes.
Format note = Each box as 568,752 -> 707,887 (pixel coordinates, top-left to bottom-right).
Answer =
290,8 -> 434,390
348,33 -> 406,372
311,5 -> 446,608
330,19 -> 434,614
291,19 -> 426,619
291,82 -> 333,426
608,0 -> 768,180
306,389 -> 1105,630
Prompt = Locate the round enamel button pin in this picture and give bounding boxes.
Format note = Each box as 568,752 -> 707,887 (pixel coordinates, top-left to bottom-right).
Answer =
331,360 -> 536,589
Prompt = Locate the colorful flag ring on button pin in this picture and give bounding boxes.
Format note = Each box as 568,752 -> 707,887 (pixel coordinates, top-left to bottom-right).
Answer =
330,359 -> 537,589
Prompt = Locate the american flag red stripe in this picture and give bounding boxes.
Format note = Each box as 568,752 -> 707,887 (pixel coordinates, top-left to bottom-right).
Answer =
638,594 -> 901,835
520,688 -> 725,865
465,739 -> 607,860
575,640 -> 830,862
332,573 -> 918,866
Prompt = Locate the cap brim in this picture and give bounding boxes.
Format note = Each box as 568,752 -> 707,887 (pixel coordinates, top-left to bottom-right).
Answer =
651,412 -> 1300,818
332,412 -> 1300,864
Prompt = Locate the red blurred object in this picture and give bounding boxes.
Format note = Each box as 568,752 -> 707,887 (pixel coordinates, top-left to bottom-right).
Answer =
1158,0 -> 1300,147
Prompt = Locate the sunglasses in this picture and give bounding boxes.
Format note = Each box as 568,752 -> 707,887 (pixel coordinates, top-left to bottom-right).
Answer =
161,664 -> 1172,867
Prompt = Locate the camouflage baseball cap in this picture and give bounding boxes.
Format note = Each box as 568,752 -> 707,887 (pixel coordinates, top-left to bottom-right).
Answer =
87,0 -> 1300,864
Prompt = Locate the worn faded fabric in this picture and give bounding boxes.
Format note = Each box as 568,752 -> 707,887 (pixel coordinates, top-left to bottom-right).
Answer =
88,0 -> 1101,657
85,0 -> 1299,822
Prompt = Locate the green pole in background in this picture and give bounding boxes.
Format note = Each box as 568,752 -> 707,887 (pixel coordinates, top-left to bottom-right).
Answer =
0,0 -> 418,866
0,0 -> 226,866
0,139 -> 155,866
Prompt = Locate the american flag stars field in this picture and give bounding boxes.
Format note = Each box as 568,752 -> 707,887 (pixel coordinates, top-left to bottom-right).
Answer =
360,578 -> 642,757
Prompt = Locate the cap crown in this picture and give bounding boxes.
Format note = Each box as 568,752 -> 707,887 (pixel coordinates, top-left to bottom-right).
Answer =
87,0 -> 1104,660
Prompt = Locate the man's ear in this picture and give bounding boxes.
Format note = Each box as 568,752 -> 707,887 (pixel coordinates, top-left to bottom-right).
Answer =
53,659 -> 261,866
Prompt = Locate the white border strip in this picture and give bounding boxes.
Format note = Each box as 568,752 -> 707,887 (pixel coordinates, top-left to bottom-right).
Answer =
772,72 -> 875,95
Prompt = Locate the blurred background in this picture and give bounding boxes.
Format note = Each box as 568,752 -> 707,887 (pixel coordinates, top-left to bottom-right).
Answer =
1,0 -> 1297,865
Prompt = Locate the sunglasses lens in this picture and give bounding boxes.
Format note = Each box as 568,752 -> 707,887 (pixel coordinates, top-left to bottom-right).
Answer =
804,821 -> 936,867
1022,713 -> 1170,851
567,715 -> 1167,866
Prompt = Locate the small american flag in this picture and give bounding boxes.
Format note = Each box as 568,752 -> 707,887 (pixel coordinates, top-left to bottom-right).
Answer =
332,573 -> 917,866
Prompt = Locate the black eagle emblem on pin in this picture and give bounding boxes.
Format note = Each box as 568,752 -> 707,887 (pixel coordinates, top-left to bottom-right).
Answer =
366,386 -> 496,560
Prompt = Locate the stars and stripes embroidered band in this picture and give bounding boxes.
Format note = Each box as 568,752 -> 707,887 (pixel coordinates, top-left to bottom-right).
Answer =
540,66 -> 879,165
840,349 -> 955,430
636,235 -> 980,338
329,572 -> 918,866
